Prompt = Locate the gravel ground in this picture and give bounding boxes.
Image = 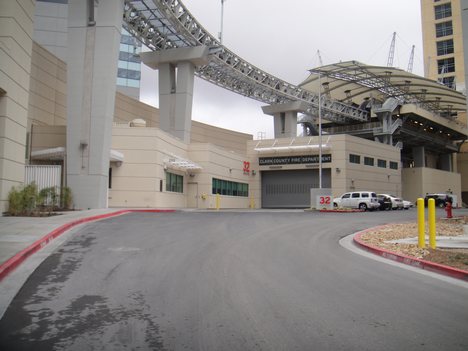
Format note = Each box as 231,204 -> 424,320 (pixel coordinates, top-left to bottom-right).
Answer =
359,216 -> 468,271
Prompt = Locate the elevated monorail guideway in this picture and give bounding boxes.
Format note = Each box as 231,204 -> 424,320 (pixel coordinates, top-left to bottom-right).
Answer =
123,0 -> 369,124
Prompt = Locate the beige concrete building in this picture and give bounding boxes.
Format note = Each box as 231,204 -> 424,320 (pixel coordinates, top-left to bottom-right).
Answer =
1,0 -> 467,213
0,0 -> 36,213
5,36 -> 468,211
421,0 -> 465,93
421,0 -> 468,204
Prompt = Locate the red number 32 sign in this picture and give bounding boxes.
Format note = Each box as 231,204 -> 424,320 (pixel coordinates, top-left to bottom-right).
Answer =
243,161 -> 250,174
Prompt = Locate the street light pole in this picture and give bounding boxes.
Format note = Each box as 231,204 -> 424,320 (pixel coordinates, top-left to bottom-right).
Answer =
318,73 -> 322,189
219,0 -> 227,45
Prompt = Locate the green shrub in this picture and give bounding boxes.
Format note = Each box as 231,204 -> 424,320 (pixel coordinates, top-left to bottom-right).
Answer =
60,186 -> 73,209
21,182 -> 39,216
7,183 -> 73,215
7,187 -> 23,216
7,183 -> 39,216
39,186 -> 59,212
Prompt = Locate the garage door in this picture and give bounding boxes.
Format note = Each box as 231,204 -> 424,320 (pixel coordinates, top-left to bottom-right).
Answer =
261,169 -> 331,208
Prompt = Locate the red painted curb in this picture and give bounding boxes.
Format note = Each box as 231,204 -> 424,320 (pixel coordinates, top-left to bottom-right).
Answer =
0,209 -> 175,282
353,226 -> 468,282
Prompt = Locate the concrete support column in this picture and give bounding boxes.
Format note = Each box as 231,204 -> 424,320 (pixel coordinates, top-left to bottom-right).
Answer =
440,153 -> 452,171
262,101 -> 309,139
174,61 -> 195,143
140,46 -> 210,144
158,63 -> 176,134
66,0 -> 124,209
0,0 -> 35,214
413,146 -> 426,167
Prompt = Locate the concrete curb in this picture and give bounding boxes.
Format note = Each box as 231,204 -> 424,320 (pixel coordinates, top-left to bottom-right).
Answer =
353,226 -> 468,282
0,209 -> 175,282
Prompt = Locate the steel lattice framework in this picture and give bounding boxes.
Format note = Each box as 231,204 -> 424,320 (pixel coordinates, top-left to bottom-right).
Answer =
123,0 -> 369,123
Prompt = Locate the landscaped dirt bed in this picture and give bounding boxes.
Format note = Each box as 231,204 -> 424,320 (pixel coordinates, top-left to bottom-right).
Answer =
359,216 -> 468,271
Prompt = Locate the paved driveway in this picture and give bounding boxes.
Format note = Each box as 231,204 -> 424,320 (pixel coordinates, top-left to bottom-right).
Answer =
1,210 -> 467,350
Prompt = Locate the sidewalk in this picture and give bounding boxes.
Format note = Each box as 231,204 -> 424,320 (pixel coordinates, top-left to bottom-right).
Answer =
0,209 -> 121,265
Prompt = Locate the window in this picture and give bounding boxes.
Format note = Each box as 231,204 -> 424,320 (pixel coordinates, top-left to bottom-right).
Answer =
349,154 -> 360,164
435,3 -> 452,19
364,157 -> 374,166
439,76 -> 455,89
377,159 -> 387,168
108,168 -> 112,189
436,39 -> 454,56
435,21 -> 453,37
390,161 -> 399,170
212,178 -> 248,197
361,193 -> 369,198
166,172 -> 183,193
437,57 -> 455,73
352,193 -> 360,198
342,193 -> 350,199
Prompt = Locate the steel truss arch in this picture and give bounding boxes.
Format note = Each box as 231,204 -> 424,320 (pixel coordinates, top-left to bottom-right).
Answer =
123,0 -> 369,123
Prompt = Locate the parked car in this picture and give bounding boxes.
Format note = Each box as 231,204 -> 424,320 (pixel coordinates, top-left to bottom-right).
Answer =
378,194 -> 403,210
424,193 -> 452,208
333,191 -> 380,211
377,195 -> 392,211
402,200 -> 413,210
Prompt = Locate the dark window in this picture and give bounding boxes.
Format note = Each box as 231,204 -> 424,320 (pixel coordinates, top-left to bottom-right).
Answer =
212,178 -> 248,197
377,159 -> 387,168
436,39 -> 454,55
108,167 -> 112,189
349,154 -> 360,164
390,161 -> 399,170
352,193 -> 360,198
166,172 -> 183,193
437,57 -> 455,73
435,3 -> 452,19
435,21 -> 453,37
439,76 -> 456,89
361,193 -> 369,198
342,194 -> 350,199
364,156 -> 374,166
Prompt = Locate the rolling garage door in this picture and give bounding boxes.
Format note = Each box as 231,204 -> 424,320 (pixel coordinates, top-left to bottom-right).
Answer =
261,169 -> 331,208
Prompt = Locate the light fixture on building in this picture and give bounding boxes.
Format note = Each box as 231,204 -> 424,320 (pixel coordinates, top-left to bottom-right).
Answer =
335,167 -> 341,173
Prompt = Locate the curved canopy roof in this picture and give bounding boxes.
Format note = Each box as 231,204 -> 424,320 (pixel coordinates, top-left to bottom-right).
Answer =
299,61 -> 466,116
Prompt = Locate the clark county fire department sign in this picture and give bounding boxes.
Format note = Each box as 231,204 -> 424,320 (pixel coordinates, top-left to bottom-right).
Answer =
258,154 -> 331,166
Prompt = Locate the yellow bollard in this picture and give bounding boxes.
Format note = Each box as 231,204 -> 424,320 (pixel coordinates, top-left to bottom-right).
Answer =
417,198 -> 425,248
250,194 -> 255,209
216,193 -> 220,211
428,198 -> 436,249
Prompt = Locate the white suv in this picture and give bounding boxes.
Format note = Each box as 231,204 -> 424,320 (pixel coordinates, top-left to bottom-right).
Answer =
333,191 -> 380,211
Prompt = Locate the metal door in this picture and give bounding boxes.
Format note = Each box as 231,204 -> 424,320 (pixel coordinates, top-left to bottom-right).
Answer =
261,169 -> 331,208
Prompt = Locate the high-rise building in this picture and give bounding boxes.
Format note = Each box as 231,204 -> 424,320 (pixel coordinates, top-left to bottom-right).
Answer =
116,28 -> 142,99
33,0 -> 141,99
421,0 -> 468,204
421,0 -> 465,94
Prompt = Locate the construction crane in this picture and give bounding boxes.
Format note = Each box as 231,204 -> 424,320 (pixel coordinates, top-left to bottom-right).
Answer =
387,32 -> 396,67
407,45 -> 415,72
317,50 -> 323,66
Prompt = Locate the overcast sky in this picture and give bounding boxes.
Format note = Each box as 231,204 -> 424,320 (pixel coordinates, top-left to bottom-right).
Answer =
140,0 -> 424,139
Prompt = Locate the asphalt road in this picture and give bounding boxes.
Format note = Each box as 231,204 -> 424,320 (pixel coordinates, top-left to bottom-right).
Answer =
0,210 -> 467,350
